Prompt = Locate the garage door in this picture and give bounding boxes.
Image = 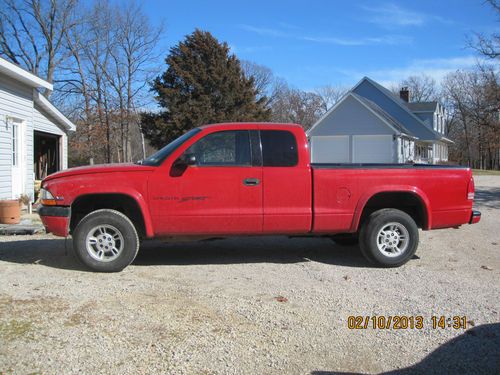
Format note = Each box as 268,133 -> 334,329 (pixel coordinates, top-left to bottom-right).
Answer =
352,135 -> 393,163
310,136 -> 350,163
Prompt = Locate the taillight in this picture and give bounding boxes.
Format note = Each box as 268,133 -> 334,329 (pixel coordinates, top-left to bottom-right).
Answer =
467,177 -> 475,200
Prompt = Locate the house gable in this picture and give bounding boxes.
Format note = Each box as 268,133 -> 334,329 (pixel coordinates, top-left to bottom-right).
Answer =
308,93 -> 397,137
352,78 -> 440,141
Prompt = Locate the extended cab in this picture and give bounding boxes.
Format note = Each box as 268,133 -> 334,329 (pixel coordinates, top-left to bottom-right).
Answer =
39,123 -> 481,272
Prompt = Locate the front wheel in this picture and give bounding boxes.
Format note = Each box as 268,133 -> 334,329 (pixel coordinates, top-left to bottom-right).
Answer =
359,209 -> 419,267
73,209 -> 139,272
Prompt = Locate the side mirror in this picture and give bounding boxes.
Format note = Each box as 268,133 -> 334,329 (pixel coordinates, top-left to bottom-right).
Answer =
173,153 -> 196,167
170,153 -> 196,177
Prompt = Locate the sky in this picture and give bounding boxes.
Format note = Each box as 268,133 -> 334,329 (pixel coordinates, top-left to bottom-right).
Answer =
139,0 -> 497,90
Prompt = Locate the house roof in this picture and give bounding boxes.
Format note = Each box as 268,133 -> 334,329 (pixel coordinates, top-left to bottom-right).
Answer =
309,76 -> 453,144
307,92 -> 417,139
406,101 -> 438,112
352,77 -> 447,142
352,93 -> 415,137
33,90 -> 76,132
0,57 -> 53,91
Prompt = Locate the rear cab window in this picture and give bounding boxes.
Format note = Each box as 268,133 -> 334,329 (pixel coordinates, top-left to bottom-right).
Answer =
260,130 -> 298,167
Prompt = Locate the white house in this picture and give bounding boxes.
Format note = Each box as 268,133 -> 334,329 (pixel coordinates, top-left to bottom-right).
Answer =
307,77 -> 452,164
0,57 -> 76,200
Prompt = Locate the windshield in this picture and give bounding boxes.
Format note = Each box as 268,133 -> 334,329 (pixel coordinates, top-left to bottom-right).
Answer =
140,128 -> 202,166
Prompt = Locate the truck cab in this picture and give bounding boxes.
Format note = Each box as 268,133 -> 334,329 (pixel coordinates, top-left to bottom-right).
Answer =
145,123 -> 312,236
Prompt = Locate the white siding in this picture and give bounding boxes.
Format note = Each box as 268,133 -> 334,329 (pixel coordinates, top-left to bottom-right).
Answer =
33,104 -> 65,136
0,73 -> 71,200
0,119 -> 11,198
0,75 -> 34,199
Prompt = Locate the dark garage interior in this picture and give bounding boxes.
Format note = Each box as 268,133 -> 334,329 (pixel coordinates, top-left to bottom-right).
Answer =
34,130 -> 60,180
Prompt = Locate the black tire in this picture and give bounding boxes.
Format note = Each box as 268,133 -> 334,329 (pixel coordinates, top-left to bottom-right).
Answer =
330,234 -> 359,246
359,208 -> 419,267
73,209 -> 139,272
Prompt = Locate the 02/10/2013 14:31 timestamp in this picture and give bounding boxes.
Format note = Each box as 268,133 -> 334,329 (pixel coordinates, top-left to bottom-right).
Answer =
347,315 -> 468,330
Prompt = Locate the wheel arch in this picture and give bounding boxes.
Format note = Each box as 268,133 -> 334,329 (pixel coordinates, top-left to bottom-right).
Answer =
70,192 -> 154,238
352,187 -> 432,231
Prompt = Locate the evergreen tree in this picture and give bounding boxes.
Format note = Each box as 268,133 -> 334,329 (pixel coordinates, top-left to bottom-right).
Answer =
141,29 -> 270,148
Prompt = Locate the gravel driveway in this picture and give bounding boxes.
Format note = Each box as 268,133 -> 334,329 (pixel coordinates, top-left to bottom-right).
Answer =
0,176 -> 499,374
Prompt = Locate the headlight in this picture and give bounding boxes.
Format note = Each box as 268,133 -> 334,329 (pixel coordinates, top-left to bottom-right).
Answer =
40,188 -> 57,206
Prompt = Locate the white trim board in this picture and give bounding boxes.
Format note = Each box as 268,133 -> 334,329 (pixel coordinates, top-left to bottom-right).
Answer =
33,90 -> 76,132
0,57 -> 53,91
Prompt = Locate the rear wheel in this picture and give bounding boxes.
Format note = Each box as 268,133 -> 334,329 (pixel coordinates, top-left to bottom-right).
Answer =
73,209 -> 139,272
359,209 -> 419,267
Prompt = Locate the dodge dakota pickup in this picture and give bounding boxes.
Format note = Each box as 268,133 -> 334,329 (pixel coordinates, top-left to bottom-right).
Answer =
38,123 -> 481,272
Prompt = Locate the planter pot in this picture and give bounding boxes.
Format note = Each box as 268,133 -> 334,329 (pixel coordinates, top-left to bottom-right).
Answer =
0,200 -> 21,224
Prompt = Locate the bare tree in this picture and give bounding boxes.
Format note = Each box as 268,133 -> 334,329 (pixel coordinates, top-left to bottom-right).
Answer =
241,60 -> 273,98
315,84 -> 348,112
442,66 -> 500,169
54,0 -> 163,165
271,82 -> 324,130
468,0 -> 500,59
398,74 -> 439,102
0,0 -> 78,96
442,72 -> 474,165
109,1 -> 163,162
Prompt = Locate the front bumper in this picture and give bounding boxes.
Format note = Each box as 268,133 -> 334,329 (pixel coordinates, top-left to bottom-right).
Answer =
38,205 -> 71,237
469,210 -> 481,224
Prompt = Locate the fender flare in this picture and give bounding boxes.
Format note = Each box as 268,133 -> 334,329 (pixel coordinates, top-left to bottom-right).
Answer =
71,188 -> 155,238
350,185 -> 432,231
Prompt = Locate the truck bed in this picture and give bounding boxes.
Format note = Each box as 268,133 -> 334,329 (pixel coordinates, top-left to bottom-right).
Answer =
311,163 -> 473,233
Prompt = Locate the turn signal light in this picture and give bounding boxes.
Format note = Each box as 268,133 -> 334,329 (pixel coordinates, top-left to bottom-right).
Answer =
40,188 -> 57,206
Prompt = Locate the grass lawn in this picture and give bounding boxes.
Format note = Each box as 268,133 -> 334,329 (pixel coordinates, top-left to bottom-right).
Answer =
472,169 -> 500,176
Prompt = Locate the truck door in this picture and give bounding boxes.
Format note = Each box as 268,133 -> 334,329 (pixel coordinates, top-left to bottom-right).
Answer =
260,129 -> 312,233
150,129 -> 263,235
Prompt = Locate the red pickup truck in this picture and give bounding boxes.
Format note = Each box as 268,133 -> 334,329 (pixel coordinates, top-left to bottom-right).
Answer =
39,123 -> 480,272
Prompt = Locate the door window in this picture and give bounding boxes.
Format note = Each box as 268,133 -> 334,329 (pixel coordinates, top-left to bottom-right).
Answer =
260,130 -> 298,167
185,130 -> 251,166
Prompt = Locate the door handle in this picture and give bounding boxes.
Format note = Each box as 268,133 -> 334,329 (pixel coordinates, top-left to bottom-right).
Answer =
243,178 -> 260,186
